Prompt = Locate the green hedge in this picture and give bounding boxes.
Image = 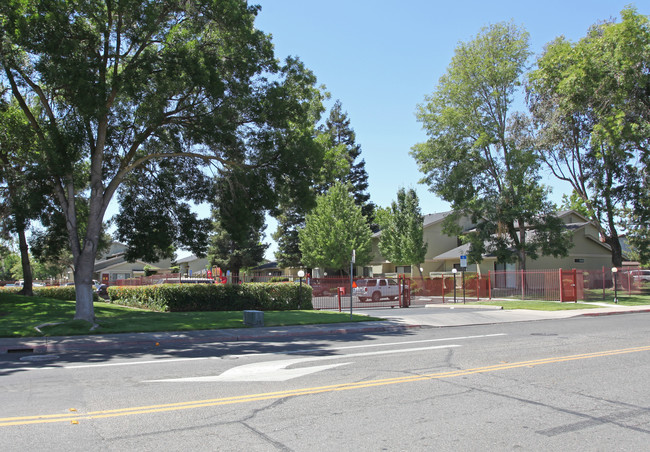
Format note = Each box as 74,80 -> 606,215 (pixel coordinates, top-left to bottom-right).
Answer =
0,285 -> 98,301
106,282 -> 313,312
33,286 -> 99,302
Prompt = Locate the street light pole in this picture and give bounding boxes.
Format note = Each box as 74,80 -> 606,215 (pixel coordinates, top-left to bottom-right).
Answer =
297,270 -> 305,310
612,267 -> 618,304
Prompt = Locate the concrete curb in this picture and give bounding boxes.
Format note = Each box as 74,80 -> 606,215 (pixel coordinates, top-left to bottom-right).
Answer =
0,322 -> 422,355
579,308 -> 650,317
3,308 -> 649,355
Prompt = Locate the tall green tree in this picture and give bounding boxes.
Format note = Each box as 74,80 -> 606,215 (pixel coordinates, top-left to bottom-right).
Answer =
0,97 -> 43,295
299,182 -> 372,273
0,1 -> 325,322
208,208 -> 268,277
412,22 -> 571,270
208,171 -> 269,275
0,250 -> 19,281
527,7 -> 650,267
378,188 -> 427,279
317,100 -> 375,222
272,207 -> 308,268
274,100 -> 375,268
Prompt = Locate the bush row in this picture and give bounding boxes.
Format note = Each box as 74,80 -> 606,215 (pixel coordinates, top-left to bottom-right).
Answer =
106,282 -> 313,312
0,285 -> 98,301
35,286 -> 99,301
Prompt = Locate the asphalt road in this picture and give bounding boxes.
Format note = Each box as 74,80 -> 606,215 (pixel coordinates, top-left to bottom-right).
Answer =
1,313 -> 650,451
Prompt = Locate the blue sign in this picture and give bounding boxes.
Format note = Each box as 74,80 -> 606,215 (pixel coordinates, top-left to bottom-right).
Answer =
460,255 -> 467,268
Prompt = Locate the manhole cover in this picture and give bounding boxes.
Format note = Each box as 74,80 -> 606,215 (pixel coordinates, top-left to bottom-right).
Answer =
20,354 -> 60,362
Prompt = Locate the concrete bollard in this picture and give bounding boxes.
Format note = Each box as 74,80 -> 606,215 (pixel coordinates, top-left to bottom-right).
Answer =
243,310 -> 264,327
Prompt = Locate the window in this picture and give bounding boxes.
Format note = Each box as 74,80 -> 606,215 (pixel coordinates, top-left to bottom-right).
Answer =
379,280 -> 387,286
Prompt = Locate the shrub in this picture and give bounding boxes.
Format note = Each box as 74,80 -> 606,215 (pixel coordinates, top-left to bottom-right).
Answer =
33,286 -> 98,301
107,282 -> 313,312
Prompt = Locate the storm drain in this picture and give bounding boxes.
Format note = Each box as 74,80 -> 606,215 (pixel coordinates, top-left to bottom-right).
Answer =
6,348 -> 34,354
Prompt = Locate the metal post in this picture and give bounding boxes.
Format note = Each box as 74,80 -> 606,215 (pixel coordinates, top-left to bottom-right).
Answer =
452,269 -> 457,303
613,267 -> 618,304
462,270 -> 466,304
350,250 -> 355,320
297,270 -> 305,310
349,263 -> 353,319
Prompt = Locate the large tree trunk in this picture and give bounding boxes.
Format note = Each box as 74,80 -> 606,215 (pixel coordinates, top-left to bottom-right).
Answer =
606,236 -> 624,268
17,227 -> 33,296
66,189 -> 107,324
73,245 -> 97,322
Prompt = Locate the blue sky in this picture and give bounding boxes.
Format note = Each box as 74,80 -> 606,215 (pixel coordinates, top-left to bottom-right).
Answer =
178,1 -> 644,260
253,0 -> 645,216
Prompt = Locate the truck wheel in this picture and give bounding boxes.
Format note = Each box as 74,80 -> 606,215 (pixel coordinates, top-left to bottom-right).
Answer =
371,291 -> 381,302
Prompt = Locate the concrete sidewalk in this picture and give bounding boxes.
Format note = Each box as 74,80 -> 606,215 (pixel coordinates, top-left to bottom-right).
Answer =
2,304 -> 649,355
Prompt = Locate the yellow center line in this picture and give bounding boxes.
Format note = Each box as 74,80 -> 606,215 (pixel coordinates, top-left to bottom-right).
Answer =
3,344 -> 650,427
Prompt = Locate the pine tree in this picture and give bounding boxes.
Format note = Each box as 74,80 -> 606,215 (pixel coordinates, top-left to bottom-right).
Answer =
318,101 -> 375,224
274,100 -> 376,267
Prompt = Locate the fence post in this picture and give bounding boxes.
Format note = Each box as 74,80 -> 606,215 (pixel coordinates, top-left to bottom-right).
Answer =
602,266 -> 605,300
559,268 -> 564,302
488,270 -> 492,300
442,275 -> 445,303
572,268 -> 577,303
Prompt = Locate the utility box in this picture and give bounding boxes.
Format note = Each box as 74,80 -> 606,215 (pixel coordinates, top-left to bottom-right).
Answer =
243,310 -> 264,327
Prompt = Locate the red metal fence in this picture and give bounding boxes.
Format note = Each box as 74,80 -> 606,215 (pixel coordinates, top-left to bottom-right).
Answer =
403,267 -> 647,303
107,267 -> 648,308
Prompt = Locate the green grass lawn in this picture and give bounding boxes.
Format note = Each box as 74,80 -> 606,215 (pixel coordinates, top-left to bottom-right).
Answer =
0,292 -> 381,338
474,292 -> 650,310
2,290 -> 649,338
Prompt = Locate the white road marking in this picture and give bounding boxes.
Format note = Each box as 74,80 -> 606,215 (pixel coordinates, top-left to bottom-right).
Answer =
5,333 -> 504,372
146,344 -> 462,382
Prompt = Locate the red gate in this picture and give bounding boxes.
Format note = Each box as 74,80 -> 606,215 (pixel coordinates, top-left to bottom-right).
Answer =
560,269 -> 577,302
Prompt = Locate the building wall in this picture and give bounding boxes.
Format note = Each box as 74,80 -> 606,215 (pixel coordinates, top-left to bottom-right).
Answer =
531,226 -> 612,270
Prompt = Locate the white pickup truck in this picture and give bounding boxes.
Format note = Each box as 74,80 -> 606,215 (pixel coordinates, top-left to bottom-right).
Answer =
353,278 -> 400,302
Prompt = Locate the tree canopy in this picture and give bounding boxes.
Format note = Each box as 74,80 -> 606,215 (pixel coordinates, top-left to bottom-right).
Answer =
273,100 -> 374,268
412,22 -> 571,269
207,212 -> 268,276
377,188 -> 427,278
299,182 -> 372,273
0,0 -> 325,322
317,100 -> 375,223
527,6 -> 650,267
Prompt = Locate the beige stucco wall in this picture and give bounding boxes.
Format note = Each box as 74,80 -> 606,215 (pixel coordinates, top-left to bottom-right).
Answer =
530,226 -> 612,270
363,212 -> 613,277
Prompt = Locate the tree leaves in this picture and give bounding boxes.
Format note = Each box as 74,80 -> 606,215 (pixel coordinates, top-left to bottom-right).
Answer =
299,183 -> 372,273
378,188 -> 427,271
527,6 -> 650,265
412,21 -> 567,269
